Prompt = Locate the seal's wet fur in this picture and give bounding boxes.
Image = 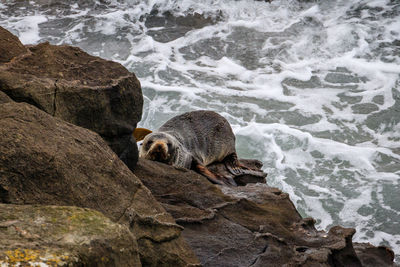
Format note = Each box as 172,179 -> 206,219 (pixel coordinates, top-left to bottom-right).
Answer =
139,110 -> 264,185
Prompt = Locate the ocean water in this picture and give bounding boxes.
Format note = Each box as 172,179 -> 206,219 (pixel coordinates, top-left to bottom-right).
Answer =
1,0 -> 399,261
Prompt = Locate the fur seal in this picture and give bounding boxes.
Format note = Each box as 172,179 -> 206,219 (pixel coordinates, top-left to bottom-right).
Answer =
135,110 -> 266,185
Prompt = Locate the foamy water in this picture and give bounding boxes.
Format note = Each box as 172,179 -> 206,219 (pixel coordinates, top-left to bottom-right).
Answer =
1,0 -> 399,260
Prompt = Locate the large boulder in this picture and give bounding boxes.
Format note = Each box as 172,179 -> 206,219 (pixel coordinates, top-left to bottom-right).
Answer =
0,26 -> 27,63
0,26 -> 142,170
0,102 -> 199,266
0,204 -> 140,266
133,159 -> 396,266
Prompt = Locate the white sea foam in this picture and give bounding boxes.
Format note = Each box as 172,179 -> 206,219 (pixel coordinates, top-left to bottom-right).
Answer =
12,15 -> 47,44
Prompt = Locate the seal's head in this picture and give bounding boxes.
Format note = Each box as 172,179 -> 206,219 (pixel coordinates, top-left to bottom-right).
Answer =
139,132 -> 179,164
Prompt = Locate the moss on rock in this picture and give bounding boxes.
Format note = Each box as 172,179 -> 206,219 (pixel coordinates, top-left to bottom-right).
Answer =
0,204 -> 140,266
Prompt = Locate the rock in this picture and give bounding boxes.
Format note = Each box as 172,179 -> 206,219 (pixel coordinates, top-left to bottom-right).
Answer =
0,102 -> 199,266
142,9 -> 218,43
0,26 -> 142,170
0,26 -> 27,63
133,159 -> 396,266
354,243 -> 395,267
0,91 -> 12,104
0,204 -> 140,266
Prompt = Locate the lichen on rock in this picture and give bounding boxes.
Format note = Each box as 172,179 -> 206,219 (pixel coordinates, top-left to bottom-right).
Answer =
0,204 -> 139,266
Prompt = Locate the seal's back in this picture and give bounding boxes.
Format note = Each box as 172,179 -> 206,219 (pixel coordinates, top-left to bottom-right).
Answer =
159,110 -> 236,166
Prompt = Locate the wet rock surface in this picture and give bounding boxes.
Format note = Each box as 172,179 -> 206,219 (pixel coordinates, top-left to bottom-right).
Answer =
0,26 -> 142,170
133,159 -> 396,266
0,204 -> 140,266
0,102 -> 199,266
142,9 -> 218,43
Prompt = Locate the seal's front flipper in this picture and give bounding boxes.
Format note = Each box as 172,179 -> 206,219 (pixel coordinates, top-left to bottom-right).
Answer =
224,153 -> 267,178
195,164 -> 237,186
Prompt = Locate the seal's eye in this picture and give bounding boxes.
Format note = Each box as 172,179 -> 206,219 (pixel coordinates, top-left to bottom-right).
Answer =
145,140 -> 153,150
167,143 -> 172,149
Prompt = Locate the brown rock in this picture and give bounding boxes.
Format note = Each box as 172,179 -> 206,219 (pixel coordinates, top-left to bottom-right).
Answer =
0,26 -> 142,169
133,159 -> 396,266
0,204 -> 140,266
0,102 -> 199,266
0,91 -> 12,104
354,243 -> 395,267
0,26 -> 27,63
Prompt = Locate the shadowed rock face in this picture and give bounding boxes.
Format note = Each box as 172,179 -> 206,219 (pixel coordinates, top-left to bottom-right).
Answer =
0,102 -> 200,267
133,159 -> 395,267
0,204 -> 140,266
0,26 -> 142,170
354,243 -> 395,267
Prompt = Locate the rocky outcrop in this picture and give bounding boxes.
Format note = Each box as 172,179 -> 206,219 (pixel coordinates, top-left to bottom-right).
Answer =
0,204 -> 140,266
0,26 -> 27,63
133,159 -> 396,266
0,26 -> 142,170
0,102 -> 200,266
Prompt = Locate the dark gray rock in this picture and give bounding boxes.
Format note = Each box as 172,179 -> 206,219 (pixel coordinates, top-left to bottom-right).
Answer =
133,159 -> 396,266
143,10 -> 218,43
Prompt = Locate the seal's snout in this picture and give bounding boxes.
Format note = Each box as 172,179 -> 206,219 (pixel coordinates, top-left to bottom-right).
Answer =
154,143 -> 164,152
147,141 -> 170,163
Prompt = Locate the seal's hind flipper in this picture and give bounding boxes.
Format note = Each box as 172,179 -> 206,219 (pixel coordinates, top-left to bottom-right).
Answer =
224,153 -> 267,178
134,128 -> 152,141
195,164 -> 237,186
